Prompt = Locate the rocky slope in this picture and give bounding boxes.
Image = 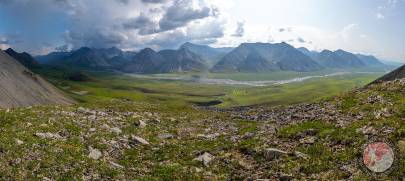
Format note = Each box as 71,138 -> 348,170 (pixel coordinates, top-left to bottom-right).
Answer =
372,64 -> 405,83
0,71 -> 402,180
0,50 -> 74,108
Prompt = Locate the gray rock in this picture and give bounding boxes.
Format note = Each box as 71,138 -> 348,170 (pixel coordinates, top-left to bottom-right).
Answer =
135,120 -> 147,128
264,148 -> 287,160
109,161 -> 124,169
35,132 -> 63,140
15,139 -> 24,145
293,151 -> 309,159
242,132 -> 255,139
159,133 -> 174,139
194,152 -> 213,166
88,147 -> 102,160
132,135 -> 150,145
299,136 -> 316,144
110,127 -> 122,134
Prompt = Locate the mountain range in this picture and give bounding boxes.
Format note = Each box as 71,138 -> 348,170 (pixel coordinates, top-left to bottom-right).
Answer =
211,42 -> 322,72
33,42 -> 391,74
122,47 -> 208,74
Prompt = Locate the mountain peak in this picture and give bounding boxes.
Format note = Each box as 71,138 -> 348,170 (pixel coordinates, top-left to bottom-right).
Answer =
181,42 -> 194,47
139,48 -> 156,54
320,49 -> 333,54
298,47 -> 310,52
75,47 -> 92,54
334,49 -> 348,54
5,48 -> 16,53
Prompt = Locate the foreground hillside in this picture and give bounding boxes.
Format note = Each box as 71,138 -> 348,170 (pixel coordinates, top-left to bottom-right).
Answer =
0,77 -> 403,180
0,50 -> 74,108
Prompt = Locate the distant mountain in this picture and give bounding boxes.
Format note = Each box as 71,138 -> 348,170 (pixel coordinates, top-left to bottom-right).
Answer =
5,48 -> 40,69
0,50 -> 74,108
297,47 -> 319,60
312,49 -> 364,68
211,42 -> 322,72
37,47 -> 134,70
180,42 -> 233,67
159,48 -> 208,73
371,64 -> 405,83
36,43 -> 388,74
36,51 -> 72,64
356,54 -> 386,67
299,48 -> 387,69
122,48 -> 208,73
334,50 -> 365,67
122,48 -> 167,74
380,60 -> 403,67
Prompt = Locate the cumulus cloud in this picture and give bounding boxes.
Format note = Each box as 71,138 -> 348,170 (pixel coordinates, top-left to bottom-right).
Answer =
141,0 -> 167,3
55,44 -> 70,52
0,39 -> 9,45
297,37 -> 306,43
0,0 -> 227,54
232,21 -> 245,37
376,13 -> 385,19
158,0 -> 216,32
124,13 -> 160,35
0,36 -> 10,50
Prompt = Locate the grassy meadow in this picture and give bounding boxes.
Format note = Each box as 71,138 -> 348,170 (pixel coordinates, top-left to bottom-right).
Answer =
39,68 -> 384,108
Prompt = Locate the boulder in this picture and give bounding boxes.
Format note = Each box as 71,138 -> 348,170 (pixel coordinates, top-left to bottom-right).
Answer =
264,148 -> 287,160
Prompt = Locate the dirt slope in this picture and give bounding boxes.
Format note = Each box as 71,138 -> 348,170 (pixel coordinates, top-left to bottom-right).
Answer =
0,50 -> 74,108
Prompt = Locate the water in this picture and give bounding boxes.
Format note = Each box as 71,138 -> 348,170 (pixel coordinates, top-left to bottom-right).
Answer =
127,72 -> 374,87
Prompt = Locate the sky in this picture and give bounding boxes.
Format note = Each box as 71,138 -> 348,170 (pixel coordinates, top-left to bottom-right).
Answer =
0,0 -> 404,62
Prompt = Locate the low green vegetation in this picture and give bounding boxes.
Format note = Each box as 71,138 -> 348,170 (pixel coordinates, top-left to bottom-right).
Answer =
0,69 -> 402,180
40,68 -> 383,108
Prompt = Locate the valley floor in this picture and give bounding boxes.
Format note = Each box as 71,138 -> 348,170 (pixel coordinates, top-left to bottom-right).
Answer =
0,72 -> 403,180
52,71 -> 384,108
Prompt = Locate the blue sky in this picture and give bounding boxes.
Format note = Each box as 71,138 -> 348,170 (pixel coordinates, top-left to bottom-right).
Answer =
0,0 -> 404,62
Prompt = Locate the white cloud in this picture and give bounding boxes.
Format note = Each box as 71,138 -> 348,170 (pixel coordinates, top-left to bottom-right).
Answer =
0,36 -> 10,50
0,0 -> 229,52
376,13 -> 385,19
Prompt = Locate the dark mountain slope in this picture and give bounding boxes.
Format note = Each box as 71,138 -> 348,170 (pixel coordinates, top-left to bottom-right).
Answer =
313,49 -> 366,68
37,47 -> 134,70
159,48 -> 208,73
356,54 -> 385,66
371,64 -> 405,83
122,48 -> 167,74
212,42 -> 322,72
180,42 -> 232,67
333,50 -> 365,67
5,48 -> 40,69
123,48 -> 208,73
